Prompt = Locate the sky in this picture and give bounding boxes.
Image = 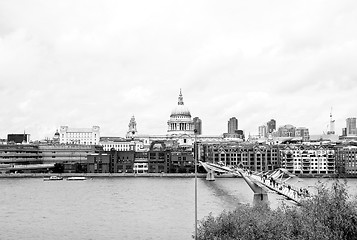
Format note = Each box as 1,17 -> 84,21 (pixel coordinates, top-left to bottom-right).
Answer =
0,0 -> 356,140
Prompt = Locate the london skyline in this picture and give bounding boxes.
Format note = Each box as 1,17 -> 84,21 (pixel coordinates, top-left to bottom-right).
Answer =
0,0 -> 356,140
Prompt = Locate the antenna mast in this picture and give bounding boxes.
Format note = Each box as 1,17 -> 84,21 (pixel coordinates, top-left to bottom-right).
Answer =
327,107 -> 335,135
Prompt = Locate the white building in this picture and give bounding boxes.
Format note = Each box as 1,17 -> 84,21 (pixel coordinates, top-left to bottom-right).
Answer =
59,126 -> 100,145
280,146 -> 335,175
99,138 -> 144,152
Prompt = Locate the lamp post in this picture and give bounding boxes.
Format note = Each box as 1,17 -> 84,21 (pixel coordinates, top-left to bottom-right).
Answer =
194,129 -> 198,239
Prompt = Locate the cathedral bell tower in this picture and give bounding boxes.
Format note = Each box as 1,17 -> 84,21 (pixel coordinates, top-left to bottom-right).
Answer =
126,115 -> 138,139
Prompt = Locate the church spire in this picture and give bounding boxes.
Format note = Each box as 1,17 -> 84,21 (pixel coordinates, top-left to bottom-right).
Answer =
178,89 -> 184,105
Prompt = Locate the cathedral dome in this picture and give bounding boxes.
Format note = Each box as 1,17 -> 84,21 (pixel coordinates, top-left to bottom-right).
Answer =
170,89 -> 191,118
170,105 -> 191,117
167,89 -> 194,135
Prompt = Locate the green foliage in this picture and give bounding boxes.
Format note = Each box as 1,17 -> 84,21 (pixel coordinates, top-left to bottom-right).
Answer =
196,180 -> 357,240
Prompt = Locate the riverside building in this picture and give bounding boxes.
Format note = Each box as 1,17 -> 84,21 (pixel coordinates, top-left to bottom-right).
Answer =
0,144 -> 45,173
335,146 -> 357,175
59,126 -> 100,145
200,142 -> 280,172
279,145 -> 335,175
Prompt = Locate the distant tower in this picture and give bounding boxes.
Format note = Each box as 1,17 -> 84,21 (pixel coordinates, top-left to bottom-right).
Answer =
327,108 -> 335,135
193,117 -> 202,135
258,125 -> 267,138
126,116 -> 138,139
267,119 -> 276,133
346,117 -> 357,136
228,117 -> 238,134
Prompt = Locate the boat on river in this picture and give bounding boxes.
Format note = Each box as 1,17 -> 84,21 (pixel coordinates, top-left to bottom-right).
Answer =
43,176 -> 63,181
67,176 -> 86,181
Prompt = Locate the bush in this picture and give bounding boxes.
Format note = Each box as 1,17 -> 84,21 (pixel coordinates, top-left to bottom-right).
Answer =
195,180 -> 357,240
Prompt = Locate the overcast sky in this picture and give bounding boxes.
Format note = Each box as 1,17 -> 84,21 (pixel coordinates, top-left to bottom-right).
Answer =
0,0 -> 356,140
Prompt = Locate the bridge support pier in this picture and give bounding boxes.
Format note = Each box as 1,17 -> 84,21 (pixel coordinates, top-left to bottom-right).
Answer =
253,192 -> 269,205
206,170 -> 215,181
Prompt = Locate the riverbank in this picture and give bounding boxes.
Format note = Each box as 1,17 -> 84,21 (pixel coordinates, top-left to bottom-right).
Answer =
0,172 -> 240,178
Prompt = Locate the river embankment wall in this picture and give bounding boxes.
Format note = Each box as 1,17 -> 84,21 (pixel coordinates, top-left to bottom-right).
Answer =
0,173 -> 241,178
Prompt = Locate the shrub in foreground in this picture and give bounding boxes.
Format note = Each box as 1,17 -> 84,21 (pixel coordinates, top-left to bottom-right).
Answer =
196,180 -> 357,240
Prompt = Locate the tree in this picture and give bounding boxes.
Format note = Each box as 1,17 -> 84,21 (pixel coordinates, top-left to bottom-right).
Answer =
195,180 -> 357,240
52,163 -> 64,173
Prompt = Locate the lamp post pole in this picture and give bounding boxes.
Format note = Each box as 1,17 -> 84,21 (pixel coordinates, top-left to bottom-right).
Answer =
194,129 -> 198,239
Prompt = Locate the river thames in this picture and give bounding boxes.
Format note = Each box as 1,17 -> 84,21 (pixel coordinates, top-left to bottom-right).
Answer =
1,177 -> 357,240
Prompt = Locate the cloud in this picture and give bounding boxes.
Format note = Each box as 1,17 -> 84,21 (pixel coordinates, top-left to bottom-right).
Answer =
0,0 -> 357,139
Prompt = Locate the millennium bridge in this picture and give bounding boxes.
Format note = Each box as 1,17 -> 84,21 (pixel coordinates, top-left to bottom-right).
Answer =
200,161 -> 310,204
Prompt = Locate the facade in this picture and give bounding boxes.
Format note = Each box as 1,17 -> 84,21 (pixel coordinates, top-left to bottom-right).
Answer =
99,137 -> 136,151
39,144 -> 101,164
258,125 -> 267,138
201,143 -> 280,172
113,150 -> 135,173
39,144 -> 102,173
295,127 -> 310,141
87,153 -> 111,173
167,90 -> 194,135
278,125 -> 296,137
279,145 -> 335,175
169,150 -> 194,173
342,128 -> 347,136
133,151 -> 149,173
0,144 -> 56,173
228,117 -> 238,134
193,117 -> 202,135
335,146 -> 357,175
59,126 -> 100,145
7,134 -> 31,144
148,141 -> 170,173
267,119 -> 276,134
346,118 -> 357,136
0,144 -> 40,165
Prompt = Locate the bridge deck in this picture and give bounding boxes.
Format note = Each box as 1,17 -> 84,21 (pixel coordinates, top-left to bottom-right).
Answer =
200,161 -> 308,204
246,173 -> 302,204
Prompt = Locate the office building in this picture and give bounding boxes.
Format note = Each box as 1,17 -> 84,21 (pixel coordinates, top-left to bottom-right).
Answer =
267,119 -> 276,134
258,125 -> 267,138
295,127 -> 310,141
228,117 -> 238,134
278,125 -> 296,137
7,133 -> 30,144
346,118 -> 357,136
193,117 -> 202,135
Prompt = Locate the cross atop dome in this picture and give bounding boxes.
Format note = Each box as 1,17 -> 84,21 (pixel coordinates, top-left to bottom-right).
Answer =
178,89 -> 184,105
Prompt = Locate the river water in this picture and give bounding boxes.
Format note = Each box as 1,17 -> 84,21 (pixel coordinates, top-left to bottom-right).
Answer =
1,177 -> 357,240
